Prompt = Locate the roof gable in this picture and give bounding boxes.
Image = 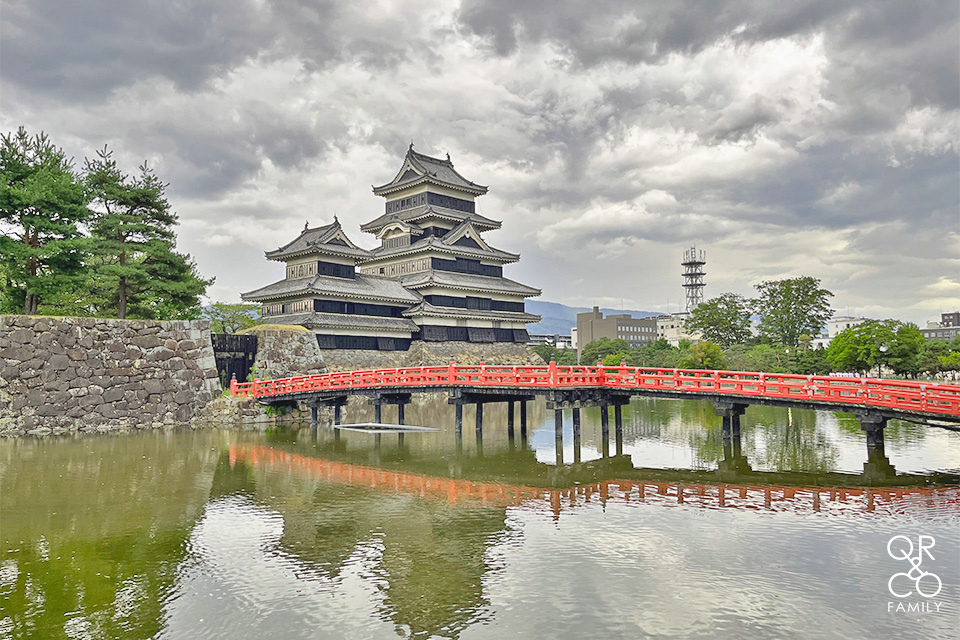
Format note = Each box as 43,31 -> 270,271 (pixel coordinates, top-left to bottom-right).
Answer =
373,144 -> 488,196
441,220 -> 492,252
265,218 -> 371,261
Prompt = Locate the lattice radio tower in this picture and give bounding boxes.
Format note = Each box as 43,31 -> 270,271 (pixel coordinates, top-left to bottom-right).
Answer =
682,247 -> 706,312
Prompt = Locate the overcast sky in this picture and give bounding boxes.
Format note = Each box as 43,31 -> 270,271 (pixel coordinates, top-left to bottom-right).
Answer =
2,1 -> 957,325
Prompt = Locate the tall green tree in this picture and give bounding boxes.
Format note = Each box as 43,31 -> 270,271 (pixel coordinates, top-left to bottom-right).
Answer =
754,276 -> 833,347
202,302 -> 260,334
579,337 -> 630,365
84,146 -> 211,319
685,292 -> 752,347
826,319 -> 924,377
678,341 -> 725,369
0,128 -> 90,314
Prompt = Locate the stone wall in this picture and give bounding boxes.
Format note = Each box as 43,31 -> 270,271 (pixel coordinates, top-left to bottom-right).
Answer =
0,315 -> 221,436
319,340 -> 544,372
238,324 -> 327,380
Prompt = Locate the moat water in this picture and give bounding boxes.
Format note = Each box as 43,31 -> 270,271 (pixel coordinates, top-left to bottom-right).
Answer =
1,395 -> 959,639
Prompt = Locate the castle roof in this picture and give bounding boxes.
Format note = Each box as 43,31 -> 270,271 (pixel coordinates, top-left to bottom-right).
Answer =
259,312 -> 419,333
402,301 -> 541,323
399,271 -> 541,297
266,219 -> 372,261
360,205 -> 501,235
364,226 -> 520,264
373,146 -> 488,197
242,272 -> 420,305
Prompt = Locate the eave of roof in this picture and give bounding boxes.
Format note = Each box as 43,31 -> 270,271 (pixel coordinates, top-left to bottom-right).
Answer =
399,271 -> 541,297
241,273 -> 421,305
260,312 -> 419,332
360,206 -> 502,234
402,301 -> 541,323
363,236 -> 520,264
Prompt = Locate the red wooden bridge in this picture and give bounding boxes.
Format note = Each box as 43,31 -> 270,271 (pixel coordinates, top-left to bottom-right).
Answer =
230,362 -> 960,421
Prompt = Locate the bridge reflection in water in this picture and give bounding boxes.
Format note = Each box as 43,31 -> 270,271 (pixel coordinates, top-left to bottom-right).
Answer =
230,432 -> 960,520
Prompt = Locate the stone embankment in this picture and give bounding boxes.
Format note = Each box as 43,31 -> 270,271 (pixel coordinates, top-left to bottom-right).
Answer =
1,314 -> 543,436
319,340 -> 543,372
0,315 -> 222,436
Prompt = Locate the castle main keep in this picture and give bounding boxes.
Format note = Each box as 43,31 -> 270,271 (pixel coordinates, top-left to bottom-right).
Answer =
242,145 -> 540,355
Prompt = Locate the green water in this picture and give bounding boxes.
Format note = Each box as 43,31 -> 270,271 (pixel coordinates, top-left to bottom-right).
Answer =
1,395 -> 958,639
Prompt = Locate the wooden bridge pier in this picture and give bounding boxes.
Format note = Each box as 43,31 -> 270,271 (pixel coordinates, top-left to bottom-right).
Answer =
714,401 -> 748,440
448,389 -> 536,456
546,390 -> 631,463
572,408 -> 581,464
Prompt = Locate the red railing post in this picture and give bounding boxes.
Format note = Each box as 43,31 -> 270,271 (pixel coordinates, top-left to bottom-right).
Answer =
230,378 -> 237,396
253,378 -> 260,398
549,360 -> 558,387
448,360 -> 456,384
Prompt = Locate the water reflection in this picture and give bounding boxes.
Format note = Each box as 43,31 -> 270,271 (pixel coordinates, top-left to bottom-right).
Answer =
1,395 -> 958,640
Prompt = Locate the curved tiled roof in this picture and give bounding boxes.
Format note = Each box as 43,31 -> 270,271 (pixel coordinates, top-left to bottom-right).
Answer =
360,205 -> 501,234
266,219 -> 372,261
365,235 -> 520,264
262,312 -> 419,333
373,146 -> 488,196
402,301 -> 541,323
241,273 -> 421,305
399,271 -> 541,297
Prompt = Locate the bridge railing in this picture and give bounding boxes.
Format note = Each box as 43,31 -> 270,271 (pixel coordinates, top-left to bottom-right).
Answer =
228,363 -> 960,416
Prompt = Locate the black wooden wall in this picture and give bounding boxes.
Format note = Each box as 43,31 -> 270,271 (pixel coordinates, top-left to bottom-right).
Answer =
211,334 -> 258,384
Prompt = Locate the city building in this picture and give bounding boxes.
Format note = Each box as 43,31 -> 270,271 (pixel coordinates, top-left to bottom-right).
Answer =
656,313 -> 701,347
922,312 -> 960,341
242,145 -> 541,351
527,334 -> 573,349
576,307 -> 658,359
810,315 -> 870,348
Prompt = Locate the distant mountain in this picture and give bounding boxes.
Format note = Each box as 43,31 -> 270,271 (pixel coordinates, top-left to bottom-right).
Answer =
525,300 -> 661,335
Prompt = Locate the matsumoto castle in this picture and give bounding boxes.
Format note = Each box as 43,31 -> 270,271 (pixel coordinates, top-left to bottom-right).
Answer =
242,145 -> 541,351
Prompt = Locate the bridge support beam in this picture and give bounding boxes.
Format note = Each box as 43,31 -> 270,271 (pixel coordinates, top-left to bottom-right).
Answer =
455,404 -> 463,453
554,408 -> 564,465
614,402 -> 624,457
476,403 -> 484,456
507,401 -> 515,444
520,401 -> 527,441
600,403 -> 610,458
368,393 -> 411,425
856,412 -> 888,454
572,408 -> 581,464
714,402 -> 748,439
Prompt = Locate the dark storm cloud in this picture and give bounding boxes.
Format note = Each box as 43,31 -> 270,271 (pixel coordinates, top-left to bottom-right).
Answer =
1,0 -> 274,102
0,0 -> 423,105
458,0 -> 958,111
0,0 -> 955,317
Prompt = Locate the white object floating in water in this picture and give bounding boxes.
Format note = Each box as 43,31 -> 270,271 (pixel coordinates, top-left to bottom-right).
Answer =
334,423 -> 438,434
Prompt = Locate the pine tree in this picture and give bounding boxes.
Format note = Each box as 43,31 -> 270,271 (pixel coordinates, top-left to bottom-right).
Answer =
84,146 -> 211,319
0,128 -> 90,314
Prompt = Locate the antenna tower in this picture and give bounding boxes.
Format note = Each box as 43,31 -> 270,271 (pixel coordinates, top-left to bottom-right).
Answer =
682,247 -> 706,312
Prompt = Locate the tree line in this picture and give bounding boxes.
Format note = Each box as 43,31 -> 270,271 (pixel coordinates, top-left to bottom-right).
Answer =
534,276 -> 960,378
1,127 -> 211,319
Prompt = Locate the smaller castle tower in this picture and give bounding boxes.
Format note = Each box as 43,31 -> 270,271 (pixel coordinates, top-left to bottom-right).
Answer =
682,247 -> 706,312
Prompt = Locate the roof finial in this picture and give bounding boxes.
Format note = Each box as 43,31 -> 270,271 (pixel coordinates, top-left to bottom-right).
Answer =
304,220 -> 309,231
409,140 -> 414,152
446,151 -> 451,162
333,214 -> 339,225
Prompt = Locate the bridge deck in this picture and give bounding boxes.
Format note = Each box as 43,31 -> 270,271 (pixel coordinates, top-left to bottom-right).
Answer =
231,363 -> 960,421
